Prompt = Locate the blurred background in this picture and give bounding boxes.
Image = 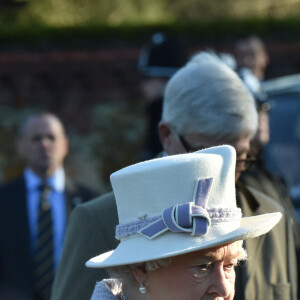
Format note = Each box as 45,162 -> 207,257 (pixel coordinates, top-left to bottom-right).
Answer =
0,0 -> 300,196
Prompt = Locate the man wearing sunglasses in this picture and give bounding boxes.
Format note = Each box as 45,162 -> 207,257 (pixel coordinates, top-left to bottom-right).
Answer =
51,52 -> 297,300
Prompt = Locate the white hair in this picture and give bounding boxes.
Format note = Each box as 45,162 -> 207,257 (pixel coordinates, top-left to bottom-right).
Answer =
106,257 -> 171,295
107,257 -> 171,284
162,52 -> 258,141
107,241 -> 247,293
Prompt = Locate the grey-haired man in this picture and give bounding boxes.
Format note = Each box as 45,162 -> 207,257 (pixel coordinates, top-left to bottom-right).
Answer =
51,53 -> 297,300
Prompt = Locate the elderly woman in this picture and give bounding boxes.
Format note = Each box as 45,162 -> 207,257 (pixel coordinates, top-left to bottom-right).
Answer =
86,145 -> 281,300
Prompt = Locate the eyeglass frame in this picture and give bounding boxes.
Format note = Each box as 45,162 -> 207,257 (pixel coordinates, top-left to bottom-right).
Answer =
178,135 -> 256,171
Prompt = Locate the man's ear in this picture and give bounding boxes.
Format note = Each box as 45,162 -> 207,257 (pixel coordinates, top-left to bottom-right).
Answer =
158,121 -> 173,154
63,136 -> 69,157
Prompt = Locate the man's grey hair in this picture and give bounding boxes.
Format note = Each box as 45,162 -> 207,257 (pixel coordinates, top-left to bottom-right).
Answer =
162,52 -> 258,142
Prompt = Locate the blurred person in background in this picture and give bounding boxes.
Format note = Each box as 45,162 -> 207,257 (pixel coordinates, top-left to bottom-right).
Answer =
240,92 -> 300,240
239,89 -> 300,294
51,52 -> 297,300
235,35 -> 269,82
235,36 -> 300,295
0,112 -> 97,300
138,32 -> 187,160
234,35 -> 300,248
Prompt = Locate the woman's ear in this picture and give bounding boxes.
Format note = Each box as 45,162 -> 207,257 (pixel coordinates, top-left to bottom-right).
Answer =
132,265 -> 148,286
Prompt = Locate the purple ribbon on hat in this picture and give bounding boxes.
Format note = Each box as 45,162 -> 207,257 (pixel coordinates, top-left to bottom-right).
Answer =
139,178 -> 213,239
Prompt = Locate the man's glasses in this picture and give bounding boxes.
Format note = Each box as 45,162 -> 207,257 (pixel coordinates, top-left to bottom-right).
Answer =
178,135 -> 256,171
179,135 -> 198,153
236,154 -> 256,171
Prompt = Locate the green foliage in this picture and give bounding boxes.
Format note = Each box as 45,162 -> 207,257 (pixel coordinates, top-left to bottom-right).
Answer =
3,0 -> 172,27
0,18 -> 299,48
68,101 -> 147,190
89,101 -> 146,183
1,0 -> 300,29
0,0 -> 299,46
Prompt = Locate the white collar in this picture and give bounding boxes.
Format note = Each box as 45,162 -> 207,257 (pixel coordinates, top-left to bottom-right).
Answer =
24,167 -> 65,192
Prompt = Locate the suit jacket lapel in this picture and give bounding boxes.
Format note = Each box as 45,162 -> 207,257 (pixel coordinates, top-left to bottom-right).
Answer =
17,176 -> 32,256
12,176 -> 35,290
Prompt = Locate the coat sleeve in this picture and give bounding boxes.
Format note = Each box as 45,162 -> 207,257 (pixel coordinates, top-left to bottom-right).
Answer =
51,192 -> 119,300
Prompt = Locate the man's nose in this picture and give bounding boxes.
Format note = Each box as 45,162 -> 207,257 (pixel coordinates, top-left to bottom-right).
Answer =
40,137 -> 52,147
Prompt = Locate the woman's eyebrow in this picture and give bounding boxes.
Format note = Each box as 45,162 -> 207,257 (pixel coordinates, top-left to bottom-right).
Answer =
201,247 -> 243,261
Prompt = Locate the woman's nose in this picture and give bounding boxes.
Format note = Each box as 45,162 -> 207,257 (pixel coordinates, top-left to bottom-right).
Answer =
207,266 -> 234,299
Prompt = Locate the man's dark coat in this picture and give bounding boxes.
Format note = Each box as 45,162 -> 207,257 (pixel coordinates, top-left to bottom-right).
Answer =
0,175 -> 97,300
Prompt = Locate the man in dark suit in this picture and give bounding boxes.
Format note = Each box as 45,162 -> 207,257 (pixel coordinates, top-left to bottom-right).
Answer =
0,112 -> 97,300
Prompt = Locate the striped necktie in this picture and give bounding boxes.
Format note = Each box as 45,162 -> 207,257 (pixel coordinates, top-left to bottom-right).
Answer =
33,183 -> 54,300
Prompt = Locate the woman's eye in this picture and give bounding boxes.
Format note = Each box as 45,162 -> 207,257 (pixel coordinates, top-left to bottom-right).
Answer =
224,263 -> 236,271
198,264 -> 211,271
191,264 -> 212,279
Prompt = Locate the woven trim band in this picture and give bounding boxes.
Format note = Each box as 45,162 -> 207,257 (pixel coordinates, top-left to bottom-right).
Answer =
115,207 -> 242,240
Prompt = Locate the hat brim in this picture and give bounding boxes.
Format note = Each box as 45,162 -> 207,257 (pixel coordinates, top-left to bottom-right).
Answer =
86,212 -> 281,268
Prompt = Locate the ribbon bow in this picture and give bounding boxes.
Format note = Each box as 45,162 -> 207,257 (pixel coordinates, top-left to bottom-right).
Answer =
139,178 -> 213,239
